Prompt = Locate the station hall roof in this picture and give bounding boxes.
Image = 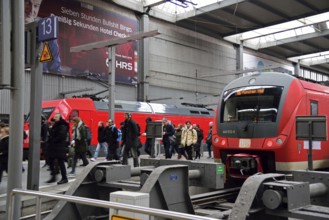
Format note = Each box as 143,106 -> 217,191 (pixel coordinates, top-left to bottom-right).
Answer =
111,0 -> 329,74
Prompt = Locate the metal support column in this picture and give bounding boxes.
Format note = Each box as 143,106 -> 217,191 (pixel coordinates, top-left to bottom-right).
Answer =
108,46 -> 116,120
137,14 -> 150,102
308,121 -> 313,170
236,41 -> 244,75
294,61 -> 301,76
0,0 -> 11,86
27,21 -> 43,190
6,0 -> 25,219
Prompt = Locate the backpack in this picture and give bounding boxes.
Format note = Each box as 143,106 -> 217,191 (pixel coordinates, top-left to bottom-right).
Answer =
112,126 -> 122,142
136,123 -> 141,137
206,131 -> 212,145
85,126 -> 92,145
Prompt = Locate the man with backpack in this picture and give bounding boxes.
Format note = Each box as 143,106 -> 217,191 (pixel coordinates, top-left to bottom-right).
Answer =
105,119 -> 120,160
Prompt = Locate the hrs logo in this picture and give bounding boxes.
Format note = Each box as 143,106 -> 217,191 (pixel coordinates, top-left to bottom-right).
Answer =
116,61 -> 133,71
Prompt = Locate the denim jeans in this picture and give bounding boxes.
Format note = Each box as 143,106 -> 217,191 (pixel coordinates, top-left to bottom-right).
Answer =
93,142 -> 108,159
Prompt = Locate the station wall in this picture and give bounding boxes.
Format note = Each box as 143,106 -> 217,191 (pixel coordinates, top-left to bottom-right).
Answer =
0,0 -> 296,116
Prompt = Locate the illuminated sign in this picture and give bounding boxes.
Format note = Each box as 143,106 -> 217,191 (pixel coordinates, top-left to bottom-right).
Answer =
236,89 -> 265,96
111,215 -> 139,220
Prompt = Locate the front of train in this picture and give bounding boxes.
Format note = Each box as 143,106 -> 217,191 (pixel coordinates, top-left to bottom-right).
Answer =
212,72 -> 305,180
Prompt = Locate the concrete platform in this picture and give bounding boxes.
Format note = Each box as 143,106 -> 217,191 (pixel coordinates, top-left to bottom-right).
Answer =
0,153 -> 215,219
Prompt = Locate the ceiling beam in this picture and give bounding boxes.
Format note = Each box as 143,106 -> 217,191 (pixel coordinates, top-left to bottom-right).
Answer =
70,30 -> 161,52
111,0 -> 143,12
146,7 -> 177,22
177,19 -> 225,39
176,0 -> 247,21
296,0 -> 320,12
144,0 -> 166,8
279,44 -> 304,54
251,0 -> 289,20
301,58 -> 329,66
257,29 -> 329,49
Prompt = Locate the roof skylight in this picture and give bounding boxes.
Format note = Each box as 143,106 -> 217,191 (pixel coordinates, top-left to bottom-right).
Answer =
224,12 -> 329,50
288,51 -> 329,66
136,0 -> 222,15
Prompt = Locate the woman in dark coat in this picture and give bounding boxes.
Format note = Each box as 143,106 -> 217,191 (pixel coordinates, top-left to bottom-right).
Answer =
46,113 -> 69,184
0,126 -> 9,184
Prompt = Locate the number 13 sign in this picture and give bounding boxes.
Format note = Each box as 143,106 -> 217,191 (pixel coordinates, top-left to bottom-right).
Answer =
38,16 -> 58,42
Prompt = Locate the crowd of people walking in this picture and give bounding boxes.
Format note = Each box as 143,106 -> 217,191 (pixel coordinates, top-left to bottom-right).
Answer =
0,112 -> 213,186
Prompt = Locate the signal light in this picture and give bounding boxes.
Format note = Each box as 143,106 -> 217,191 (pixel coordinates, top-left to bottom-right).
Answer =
221,139 -> 226,146
264,135 -> 287,148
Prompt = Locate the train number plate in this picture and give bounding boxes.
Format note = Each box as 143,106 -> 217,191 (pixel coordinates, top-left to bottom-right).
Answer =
239,139 -> 251,148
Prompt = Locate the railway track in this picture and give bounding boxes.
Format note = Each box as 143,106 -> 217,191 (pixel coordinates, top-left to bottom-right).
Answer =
191,187 -> 240,207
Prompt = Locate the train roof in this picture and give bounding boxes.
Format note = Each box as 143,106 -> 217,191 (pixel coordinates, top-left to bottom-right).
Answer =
224,72 -> 329,95
94,100 -> 214,116
223,72 -> 296,90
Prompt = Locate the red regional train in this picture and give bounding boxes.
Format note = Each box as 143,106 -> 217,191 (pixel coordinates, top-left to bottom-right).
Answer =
23,97 -> 214,159
212,72 -> 329,179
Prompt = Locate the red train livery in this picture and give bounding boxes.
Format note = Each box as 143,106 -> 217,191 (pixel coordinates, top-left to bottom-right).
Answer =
212,72 -> 329,179
23,98 -> 214,158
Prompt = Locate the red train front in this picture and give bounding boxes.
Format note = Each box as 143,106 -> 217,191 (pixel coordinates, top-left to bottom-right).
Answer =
213,72 -> 329,180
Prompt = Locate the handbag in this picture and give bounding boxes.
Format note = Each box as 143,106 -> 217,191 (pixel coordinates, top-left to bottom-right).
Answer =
169,135 -> 176,145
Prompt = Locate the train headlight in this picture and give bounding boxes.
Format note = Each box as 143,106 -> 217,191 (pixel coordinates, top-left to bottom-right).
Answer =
264,135 -> 287,148
276,138 -> 283,145
214,137 -> 219,143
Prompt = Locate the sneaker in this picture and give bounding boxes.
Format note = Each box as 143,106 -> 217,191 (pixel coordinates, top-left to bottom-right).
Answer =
90,158 -> 96,162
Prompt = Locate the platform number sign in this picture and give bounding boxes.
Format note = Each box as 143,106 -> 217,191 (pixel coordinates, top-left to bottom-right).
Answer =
38,16 -> 58,42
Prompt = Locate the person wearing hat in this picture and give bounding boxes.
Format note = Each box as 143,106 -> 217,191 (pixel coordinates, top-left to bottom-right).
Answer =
121,112 -> 139,167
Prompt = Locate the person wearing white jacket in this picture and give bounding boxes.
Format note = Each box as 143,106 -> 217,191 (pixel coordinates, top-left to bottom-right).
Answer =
181,121 -> 197,160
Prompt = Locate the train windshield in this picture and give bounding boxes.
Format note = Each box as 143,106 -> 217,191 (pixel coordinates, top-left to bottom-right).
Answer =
222,86 -> 283,123
25,108 -> 54,122
42,108 -> 55,120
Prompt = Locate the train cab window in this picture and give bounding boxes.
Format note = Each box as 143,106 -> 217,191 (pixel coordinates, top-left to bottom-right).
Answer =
26,107 -> 54,122
69,110 -> 79,121
310,101 -> 318,116
221,86 -> 283,123
41,108 -> 54,120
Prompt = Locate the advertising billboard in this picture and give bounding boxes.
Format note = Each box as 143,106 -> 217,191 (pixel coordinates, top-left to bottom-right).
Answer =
25,0 -> 139,85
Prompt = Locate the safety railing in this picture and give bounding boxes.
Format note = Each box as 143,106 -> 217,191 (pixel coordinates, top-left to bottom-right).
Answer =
9,188 -> 220,220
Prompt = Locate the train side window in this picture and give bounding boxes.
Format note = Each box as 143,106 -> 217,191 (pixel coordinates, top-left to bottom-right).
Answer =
69,110 -> 79,121
190,110 -> 200,114
310,101 -> 318,116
